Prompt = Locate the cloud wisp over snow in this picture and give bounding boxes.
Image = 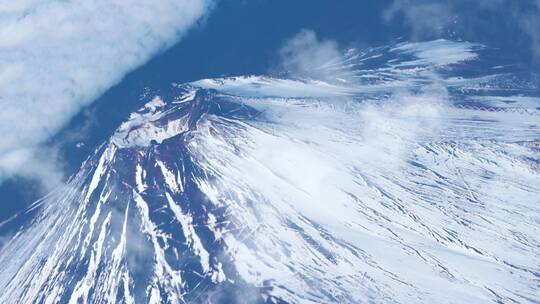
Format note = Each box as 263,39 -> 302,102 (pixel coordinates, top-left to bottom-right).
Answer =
0,0 -> 214,187
277,29 -> 352,83
383,0 -> 540,61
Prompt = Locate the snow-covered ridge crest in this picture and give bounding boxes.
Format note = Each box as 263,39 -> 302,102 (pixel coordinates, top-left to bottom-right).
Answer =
116,38 -> 537,149
112,95 -> 193,148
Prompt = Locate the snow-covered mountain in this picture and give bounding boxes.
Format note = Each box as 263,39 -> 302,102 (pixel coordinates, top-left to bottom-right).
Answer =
0,40 -> 539,303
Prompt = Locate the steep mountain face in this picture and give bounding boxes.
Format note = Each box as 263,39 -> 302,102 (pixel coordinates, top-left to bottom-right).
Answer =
0,40 -> 539,304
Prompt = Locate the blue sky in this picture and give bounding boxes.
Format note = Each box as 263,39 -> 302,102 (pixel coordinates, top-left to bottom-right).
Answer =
1,0 -> 539,221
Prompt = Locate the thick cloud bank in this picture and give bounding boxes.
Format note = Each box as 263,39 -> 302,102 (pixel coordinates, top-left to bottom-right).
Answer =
0,0 -> 213,185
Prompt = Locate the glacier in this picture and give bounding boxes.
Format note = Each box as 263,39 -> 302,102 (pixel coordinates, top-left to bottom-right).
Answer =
0,40 -> 539,303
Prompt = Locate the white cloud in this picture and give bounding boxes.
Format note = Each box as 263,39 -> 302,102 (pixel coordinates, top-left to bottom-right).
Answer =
519,0 -> 540,61
278,29 -> 349,82
0,0 -> 214,187
383,0 -> 456,39
383,0 -> 540,61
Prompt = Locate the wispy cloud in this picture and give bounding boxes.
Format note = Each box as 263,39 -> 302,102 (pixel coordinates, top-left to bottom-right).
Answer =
277,29 -> 350,82
383,0 -> 540,62
383,1 -> 456,40
519,0 -> 540,62
0,0 -> 214,188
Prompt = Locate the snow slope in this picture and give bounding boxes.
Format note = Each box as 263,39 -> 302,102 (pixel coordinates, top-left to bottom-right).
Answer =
0,40 -> 538,303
